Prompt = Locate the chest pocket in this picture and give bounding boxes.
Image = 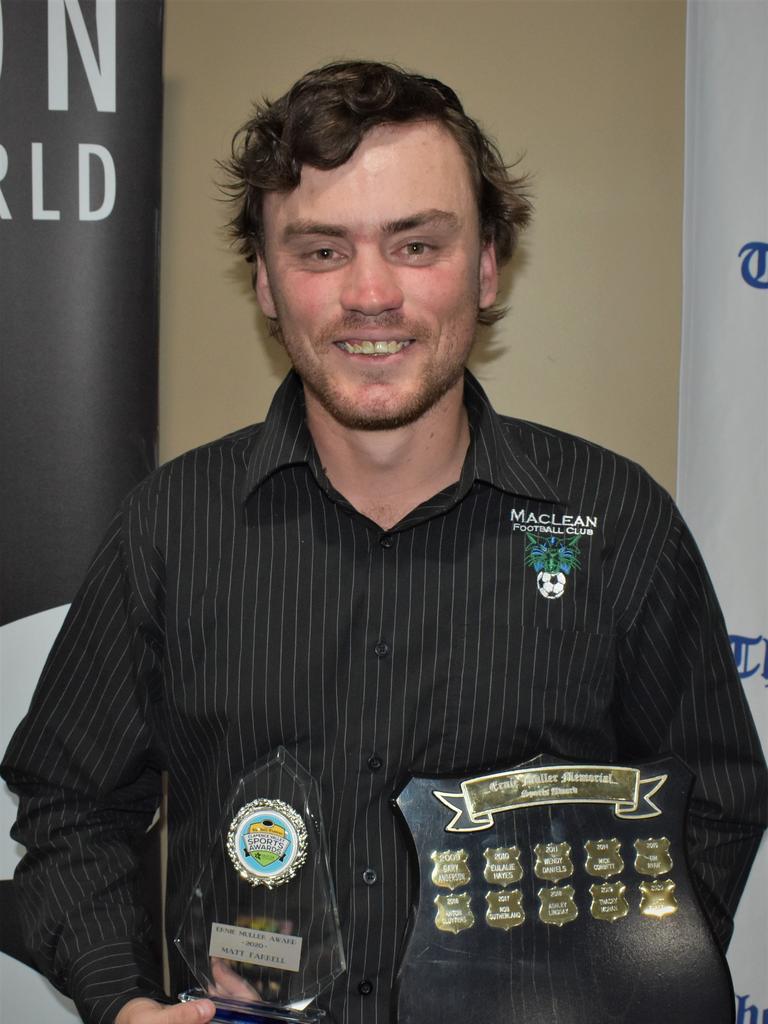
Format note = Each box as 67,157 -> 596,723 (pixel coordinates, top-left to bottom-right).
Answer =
410,623 -> 617,775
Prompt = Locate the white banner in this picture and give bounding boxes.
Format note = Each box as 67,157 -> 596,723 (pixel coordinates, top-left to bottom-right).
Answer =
679,2 -> 768,1018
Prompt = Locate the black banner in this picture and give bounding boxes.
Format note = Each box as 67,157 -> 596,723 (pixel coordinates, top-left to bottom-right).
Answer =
1,0 -> 163,624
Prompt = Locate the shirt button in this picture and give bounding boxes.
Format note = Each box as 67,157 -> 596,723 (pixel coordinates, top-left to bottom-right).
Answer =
367,754 -> 383,771
362,867 -> 377,885
379,534 -> 393,548
373,640 -> 389,657
358,979 -> 373,996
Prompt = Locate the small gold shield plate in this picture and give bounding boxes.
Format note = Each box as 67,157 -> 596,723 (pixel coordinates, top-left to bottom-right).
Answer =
431,849 -> 472,890
634,837 -> 673,877
435,892 -> 475,933
483,846 -> 523,887
485,889 -> 525,930
584,838 -> 624,879
589,881 -> 629,922
639,879 -> 678,918
534,841 -> 574,883
538,884 -> 578,926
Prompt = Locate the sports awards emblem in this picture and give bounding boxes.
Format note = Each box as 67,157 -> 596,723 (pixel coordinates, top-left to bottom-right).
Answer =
227,799 -> 308,888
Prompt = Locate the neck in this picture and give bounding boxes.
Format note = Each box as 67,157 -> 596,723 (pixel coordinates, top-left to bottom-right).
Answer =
304,380 -> 470,530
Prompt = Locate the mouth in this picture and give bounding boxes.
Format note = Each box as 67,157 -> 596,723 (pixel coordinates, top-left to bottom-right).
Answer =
336,339 -> 413,356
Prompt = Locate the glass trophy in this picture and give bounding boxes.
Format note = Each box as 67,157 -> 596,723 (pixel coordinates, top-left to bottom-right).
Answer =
175,748 -> 345,1023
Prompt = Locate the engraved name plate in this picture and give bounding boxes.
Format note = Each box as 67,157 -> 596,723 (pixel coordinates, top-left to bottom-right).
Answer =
538,884 -> 578,926
483,846 -> 523,887
634,837 -> 673,877
534,841 -> 574,883
584,838 -> 624,879
485,890 -> 525,930
431,849 -> 471,890
589,882 -> 629,922
435,893 -> 475,933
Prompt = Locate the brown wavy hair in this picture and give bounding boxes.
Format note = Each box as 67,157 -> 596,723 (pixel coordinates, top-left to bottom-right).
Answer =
222,60 -> 532,325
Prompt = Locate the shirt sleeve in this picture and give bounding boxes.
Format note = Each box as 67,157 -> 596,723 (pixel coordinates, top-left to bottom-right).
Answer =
614,506 -> 768,948
1,505 -> 170,1024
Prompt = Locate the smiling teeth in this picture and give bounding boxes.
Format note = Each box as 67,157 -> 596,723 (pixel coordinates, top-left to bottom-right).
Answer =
339,340 -> 411,355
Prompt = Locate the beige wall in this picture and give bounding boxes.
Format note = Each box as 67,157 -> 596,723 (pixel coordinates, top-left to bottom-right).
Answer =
160,0 -> 685,494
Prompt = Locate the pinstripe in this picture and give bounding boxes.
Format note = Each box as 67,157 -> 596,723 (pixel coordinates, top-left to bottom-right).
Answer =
3,370 -> 766,1024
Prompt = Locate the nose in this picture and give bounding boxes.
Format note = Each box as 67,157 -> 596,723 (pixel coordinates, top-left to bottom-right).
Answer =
340,251 -> 404,315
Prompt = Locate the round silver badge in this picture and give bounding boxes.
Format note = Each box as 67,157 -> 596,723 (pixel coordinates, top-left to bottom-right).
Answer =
226,798 -> 308,888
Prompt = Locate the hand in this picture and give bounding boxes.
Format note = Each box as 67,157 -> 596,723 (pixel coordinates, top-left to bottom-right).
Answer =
210,957 -> 263,1001
115,996 -> 216,1024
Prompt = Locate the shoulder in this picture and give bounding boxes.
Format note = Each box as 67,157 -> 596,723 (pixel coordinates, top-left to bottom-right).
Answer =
126,423 -> 262,506
113,424 -> 265,549
500,414 -> 674,515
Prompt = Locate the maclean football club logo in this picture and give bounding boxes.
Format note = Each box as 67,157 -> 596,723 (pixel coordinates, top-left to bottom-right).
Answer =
525,533 -> 582,600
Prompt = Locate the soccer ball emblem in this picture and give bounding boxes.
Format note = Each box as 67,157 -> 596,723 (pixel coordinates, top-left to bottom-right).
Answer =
537,570 -> 566,599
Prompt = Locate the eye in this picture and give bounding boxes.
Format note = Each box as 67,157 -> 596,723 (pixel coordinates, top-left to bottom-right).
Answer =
404,242 -> 429,256
300,246 -> 346,269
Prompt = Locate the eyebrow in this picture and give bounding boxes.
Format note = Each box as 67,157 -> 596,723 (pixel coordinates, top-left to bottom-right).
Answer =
281,209 -> 460,242
382,209 -> 460,234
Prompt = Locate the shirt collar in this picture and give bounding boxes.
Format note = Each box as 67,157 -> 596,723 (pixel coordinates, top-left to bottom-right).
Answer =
242,372 -> 319,501
243,370 -> 565,506
461,371 -> 564,504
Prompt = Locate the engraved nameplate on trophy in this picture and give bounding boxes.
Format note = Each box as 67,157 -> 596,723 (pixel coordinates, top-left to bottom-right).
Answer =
483,846 -> 523,887
639,879 -> 679,918
435,892 -> 475,933
534,841 -> 574,883
485,890 -> 525,930
589,881 -> 629,922
634,837 -> 673,876
538,884 -> 578,926
431,849 -> 471,890
584,838 -> 624,879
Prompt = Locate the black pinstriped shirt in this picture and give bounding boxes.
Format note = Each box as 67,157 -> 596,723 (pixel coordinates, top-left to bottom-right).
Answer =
3,371 -> 766,1024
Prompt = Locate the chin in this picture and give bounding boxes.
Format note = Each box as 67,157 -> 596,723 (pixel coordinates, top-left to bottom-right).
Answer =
316,378 -> 460,431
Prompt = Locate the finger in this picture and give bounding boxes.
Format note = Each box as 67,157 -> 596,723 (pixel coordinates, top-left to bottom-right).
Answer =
162,998 -> 217,1022
116,998 -> 217,1024
211,957 -> 260,999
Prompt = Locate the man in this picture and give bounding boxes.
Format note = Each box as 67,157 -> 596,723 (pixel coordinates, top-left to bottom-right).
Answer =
3,61 -> 766,1024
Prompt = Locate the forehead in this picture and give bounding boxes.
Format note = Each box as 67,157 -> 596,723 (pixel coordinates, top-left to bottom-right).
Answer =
262,121 -> 478,236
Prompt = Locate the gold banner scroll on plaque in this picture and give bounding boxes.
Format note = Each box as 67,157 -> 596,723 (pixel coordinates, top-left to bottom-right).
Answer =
434,766 -> 667,833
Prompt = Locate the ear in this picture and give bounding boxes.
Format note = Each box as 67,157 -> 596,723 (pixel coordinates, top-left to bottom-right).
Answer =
255,255 -> 278,319
478,241 -> 499,311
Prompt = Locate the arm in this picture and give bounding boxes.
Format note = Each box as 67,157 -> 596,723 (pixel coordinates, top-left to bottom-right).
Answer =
1,507 -> 171,1023
615,508 -> 767,947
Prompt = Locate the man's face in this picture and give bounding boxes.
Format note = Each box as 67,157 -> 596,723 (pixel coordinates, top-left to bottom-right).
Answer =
255,121 -> 498,431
